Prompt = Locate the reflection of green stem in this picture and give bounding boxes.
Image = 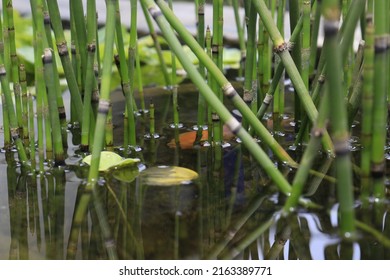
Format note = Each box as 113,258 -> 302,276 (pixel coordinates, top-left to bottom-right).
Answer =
207,195 -> 267,259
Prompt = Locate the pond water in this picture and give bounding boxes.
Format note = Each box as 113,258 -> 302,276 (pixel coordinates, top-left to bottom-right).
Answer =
0,77 -> 389,260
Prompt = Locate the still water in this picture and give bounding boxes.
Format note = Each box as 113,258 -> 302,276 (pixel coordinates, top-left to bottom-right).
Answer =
0,81 -> 389,260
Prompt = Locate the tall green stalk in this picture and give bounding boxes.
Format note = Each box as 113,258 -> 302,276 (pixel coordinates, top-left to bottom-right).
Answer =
0,61 -> 28,165
42,49 -> 65,165
81,0 -> 98,151
0,12 -> 11,149
46,0 -> 83,125
5,1 -> 22,130
322,0 -> 356,238
370,0 -> 388,200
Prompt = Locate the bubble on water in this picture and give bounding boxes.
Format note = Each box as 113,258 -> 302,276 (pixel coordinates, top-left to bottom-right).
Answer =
169,123 -> 184,129
288,145 -> 297,151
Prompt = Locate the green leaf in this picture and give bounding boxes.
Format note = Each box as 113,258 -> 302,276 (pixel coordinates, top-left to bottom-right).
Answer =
82,151 -> 140,172
140,166 -> 198,186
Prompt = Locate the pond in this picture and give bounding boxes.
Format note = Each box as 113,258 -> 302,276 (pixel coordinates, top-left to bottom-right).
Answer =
1,73 -> 389,260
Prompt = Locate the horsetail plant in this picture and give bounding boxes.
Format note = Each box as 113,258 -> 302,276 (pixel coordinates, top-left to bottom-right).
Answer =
153,0 -> 298,168
322,0 -> 356,238
80,0 -> 98,152
46,0 -> 83,125
70,0 -> 119,260
370,0 -> 388,200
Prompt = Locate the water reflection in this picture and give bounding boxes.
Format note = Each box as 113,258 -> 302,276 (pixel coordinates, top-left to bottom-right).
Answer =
0,85 -> 390,259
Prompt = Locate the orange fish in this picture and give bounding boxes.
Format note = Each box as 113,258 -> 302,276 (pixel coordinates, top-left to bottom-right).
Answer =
167,126 -> 235,150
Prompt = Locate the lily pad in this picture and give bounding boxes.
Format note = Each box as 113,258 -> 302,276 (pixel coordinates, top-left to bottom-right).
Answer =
140,166 -> 198,186
82,151 -> 140,172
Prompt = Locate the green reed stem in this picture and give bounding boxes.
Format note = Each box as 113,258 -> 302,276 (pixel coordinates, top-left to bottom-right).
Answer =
252,0 -> 334,155
288,0 -> 302,124
0,63 -> 28,165
42,7 -> 67,127
168,0 -> 180,128
196,0 -> 206,130
80,0 -> 98,152
42,49 -> 65,165
231,0 -> 246,74
309,0 -> 321,77
301,0 -> 310,90
256,16 -> 303,120
274,0 -> 285,115
370,0 -> 388,200
140,0 -> 171,87
322,0 -> 356,238
125,0 -> 138,147
242,7 -> 257,130
5,1 -> 23,131
0,12 -> 11,149
154,0 -> 297,167
19,64 -> 29,145
29,0 -> 45,169
70,0 -> 87,88
46,0 -> 83,125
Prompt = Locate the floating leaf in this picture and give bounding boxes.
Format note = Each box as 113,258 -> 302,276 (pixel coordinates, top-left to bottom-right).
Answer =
82,151 -> 140,172
140,166 -> 198,186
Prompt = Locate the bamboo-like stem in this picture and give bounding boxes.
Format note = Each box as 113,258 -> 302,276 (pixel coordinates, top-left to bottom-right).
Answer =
251,0 -> 334,155
210,0 -> 223,153
309,0 -> 321,77
80,0 -> 98,152
5,1 -> 23,131
70,0 -> 87,89
32,0 -> 52,168
42,48 -> 65,165
274,0 -> 285,115
46,0 -> 83,125
140,0 -> 171,87
301,0 -> 310,91
0,12 -> 10,149
125,0 -> 138,147
242,7 -> 257,130
370,0 -> 388,200
19,64 -> 29,146
154,0 -> 297,167
42,7 -> 67,128
322,0 -> 356,238
289,0 -> 302,125
0,63 -> 28,165
231,0 -> 246,75
168,0 -> 180,129
196,0 -> 206,132
256,16 -> 303,121
71,0 -> 119,261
